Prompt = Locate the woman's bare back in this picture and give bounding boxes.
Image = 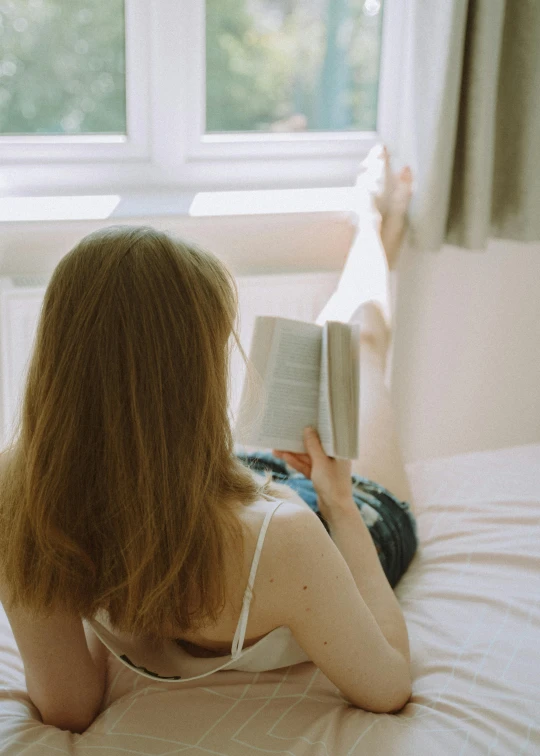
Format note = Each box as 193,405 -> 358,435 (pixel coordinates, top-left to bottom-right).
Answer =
162,485 -> 310,657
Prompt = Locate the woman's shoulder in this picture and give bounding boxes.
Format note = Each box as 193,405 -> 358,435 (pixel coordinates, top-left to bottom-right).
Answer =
237,491 -> 310,546
259,481 -> 313,514
247,495 -> 323,626
257,492 -> 317,543
239,488 -> 313,543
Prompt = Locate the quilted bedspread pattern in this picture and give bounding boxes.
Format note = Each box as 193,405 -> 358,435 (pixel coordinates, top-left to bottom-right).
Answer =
1,444 -> 539,755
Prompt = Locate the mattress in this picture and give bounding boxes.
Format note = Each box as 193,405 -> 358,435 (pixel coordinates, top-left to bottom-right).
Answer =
1,443 -> 539,755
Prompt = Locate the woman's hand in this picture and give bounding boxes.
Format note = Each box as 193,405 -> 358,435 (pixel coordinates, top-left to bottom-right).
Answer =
273,426 -> 356,524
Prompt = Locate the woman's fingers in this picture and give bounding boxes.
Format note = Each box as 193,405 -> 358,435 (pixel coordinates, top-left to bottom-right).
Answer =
274,450 -> 310,464
273,449 -> 312,477
279,452 -> 311,478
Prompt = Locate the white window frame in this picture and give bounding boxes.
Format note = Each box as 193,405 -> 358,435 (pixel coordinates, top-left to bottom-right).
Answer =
0,0 -> 409,197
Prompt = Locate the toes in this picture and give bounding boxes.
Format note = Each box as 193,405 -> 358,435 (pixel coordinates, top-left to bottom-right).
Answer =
391,168 -> 413,211
399,165 -> 413,190
383,165 -> 413,212
355,149 -> 413,221
401,165 -> 412,180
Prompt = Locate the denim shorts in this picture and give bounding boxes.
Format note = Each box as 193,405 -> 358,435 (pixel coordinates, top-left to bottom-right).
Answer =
236,451 -> 418,589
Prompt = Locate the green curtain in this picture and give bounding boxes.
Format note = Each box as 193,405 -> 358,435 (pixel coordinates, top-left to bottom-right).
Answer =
386,0 -> 540,252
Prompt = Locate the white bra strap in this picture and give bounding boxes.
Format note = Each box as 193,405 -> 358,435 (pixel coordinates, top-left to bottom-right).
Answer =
231,498 -> 286,658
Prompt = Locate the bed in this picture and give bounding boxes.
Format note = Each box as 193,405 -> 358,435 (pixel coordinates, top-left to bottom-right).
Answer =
1,442 -> 539,755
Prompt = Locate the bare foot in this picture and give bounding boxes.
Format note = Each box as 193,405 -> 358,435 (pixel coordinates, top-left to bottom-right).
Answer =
356,144 -> 393,216
315,146 -> 412,342
356,145 -> 413,269
380,165 -> 413,269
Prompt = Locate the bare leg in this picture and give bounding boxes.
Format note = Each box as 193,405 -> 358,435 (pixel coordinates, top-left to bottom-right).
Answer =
315,145 -> 415,510
355,314 -> 414,508
315,144 -> 411,333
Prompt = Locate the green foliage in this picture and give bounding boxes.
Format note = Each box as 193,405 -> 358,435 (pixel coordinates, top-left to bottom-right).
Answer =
0,0 -> 383,135
206,0 -> 292,131
0,0 -> 126,134
206,0 -> 384,132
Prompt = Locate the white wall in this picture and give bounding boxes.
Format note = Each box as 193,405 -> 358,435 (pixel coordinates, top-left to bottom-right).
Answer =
1,214 -> 539,463
392,238 -> 540,462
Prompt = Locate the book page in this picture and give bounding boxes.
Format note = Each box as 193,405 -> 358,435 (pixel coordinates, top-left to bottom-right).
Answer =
327,321 -> 360,459
317,324 -> 335,456
234,316 -> 322,453
350,322 -> 360,458
234,317 -> 276,446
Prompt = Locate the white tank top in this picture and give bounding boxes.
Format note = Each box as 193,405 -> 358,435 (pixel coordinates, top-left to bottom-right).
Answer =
86,496 -> 310,682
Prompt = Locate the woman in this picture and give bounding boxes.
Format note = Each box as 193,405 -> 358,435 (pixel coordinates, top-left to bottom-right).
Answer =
0,146 -> 417,733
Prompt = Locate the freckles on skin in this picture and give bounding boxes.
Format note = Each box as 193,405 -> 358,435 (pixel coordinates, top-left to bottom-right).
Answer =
270,578 -> 327,643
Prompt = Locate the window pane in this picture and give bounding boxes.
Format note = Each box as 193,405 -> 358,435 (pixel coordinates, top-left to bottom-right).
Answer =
0,0 -> 126,135
206,0 -> 384,133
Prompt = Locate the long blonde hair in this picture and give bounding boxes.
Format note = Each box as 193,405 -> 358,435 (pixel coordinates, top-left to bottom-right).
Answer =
0,224 -> 277,640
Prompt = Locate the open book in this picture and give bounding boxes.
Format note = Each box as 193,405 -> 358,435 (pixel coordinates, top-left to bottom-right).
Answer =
234,316 -> 360,459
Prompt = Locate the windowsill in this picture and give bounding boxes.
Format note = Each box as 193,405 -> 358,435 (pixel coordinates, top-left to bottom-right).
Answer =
0,185 -> 376,278
0,186 -> 367,224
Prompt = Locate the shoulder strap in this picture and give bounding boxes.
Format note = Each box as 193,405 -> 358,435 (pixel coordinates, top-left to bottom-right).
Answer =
230,497 -> 287,658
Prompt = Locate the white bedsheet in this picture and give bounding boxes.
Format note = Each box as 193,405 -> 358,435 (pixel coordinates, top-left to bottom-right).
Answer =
1,443 -> 539,755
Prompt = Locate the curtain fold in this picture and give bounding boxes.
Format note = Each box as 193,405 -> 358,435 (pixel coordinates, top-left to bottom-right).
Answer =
387,0 -> 540,252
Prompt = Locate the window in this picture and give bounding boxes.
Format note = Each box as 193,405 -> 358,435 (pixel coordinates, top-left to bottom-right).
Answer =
0,0 -> 126,136
0,0 -> 406,196
205,0 -> 384,134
